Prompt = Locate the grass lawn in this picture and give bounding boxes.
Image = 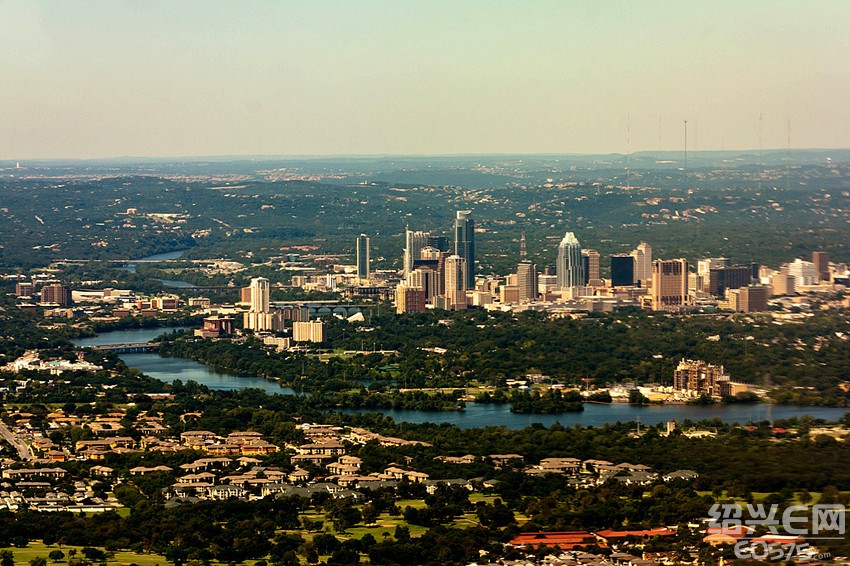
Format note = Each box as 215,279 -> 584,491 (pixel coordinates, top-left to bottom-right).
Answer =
0,543 -> 167,566
695,490 -> 835,505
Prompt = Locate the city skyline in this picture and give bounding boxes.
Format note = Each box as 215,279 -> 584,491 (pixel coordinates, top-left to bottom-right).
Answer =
2,1 -> 849,159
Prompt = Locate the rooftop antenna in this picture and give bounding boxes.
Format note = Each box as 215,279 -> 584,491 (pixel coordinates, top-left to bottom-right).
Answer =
520,231 -> 527,259
626,113 -> 632,189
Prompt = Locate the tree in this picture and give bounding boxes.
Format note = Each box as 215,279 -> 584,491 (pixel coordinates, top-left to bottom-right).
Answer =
48,551 -> 65,563
798,489 -> 813,506
30,558 -> 48,566
361,503 -> 379,525
0,550 -> 14,566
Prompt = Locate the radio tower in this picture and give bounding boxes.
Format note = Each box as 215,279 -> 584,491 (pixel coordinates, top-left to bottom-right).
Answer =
626,113 -> 632,189
520,231 -> 527,259
685,118 -> 688,183
758,113 -> 763,191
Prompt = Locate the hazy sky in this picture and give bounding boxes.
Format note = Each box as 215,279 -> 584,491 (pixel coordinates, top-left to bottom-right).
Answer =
2,1 -> 849,159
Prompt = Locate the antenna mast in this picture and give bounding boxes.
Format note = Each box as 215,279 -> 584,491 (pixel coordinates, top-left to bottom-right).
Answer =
626,113 -> 631,189
685,118 -> 688,183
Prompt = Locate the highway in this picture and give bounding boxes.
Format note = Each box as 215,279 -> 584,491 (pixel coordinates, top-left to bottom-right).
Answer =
0,421 -> 33,461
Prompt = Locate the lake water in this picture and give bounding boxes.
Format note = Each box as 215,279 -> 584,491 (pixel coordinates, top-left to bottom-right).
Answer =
76,328 -> 850,429
73,328 -> 302,395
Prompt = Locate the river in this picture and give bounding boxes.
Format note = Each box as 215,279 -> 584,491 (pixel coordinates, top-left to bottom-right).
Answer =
75,328 -> 850,429
73,328 -> 302,396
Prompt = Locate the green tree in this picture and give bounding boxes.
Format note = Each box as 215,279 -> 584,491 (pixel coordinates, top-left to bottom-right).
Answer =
30,557 -> 48,566
48,551 -> 65,563
0,550 -> 14,566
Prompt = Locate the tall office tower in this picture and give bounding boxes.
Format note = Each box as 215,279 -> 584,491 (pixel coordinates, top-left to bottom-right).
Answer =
444,254 -> 468,310
697,257 -> 731,278
356,234 -> 370,280
516,260 -> 538,301
427,235 -> 449,252
519,231 -> 527,259
812,251 -> 830,282
708,265 -> 754,296
610,254 -> 636,287
396,284 -> 426,314
769,268 -> 796,296
40,284 -> 72,306
454,210 -> 475,288
543,264 -> 557,276
404,229 -> 430,277
582,249 -> 603,287
556,232 -> 584,292
650,259 -> 690,311
787,258 -> 819,286
409,266 -> 440,301
631,242 -> 653,287
737,285 -> 769,312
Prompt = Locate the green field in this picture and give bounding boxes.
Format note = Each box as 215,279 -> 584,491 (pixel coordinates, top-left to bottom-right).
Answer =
0,543 -> 167,566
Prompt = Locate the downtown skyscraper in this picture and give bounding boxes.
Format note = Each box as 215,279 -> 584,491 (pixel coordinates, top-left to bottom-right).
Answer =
404,229 -> 430,278
556,231 -> 585,294
454,210 -> 475,289
356,234 -> 370,280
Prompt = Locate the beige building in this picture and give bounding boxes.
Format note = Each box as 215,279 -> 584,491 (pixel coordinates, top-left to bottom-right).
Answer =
292,320 -> 325,343
396,284 -> 426,314
650,259 -> 690,311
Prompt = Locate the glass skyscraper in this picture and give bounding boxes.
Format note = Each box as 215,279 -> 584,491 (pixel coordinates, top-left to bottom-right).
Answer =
556,231 -> 584,290
454,210 -> 475,288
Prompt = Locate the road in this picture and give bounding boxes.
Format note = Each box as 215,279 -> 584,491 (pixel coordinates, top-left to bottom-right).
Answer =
0,421 -> 33,461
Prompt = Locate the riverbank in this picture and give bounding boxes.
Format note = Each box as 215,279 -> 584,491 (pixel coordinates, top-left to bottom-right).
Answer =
74,328 -> 850,430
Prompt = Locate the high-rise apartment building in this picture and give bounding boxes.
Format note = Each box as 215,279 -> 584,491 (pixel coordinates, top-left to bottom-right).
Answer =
15,282 -> 35,297
408,266 -> 440,301
249,277 -> 270,313
516,260 -> 538,301
244,277 -> 272,331
454,211 -> 475,288
396,284 -> 426,314
444,254 -> 468,310
40,284 -> 72,306
404,229 -> 430,277
292,320 -> 325,343
631,242 -> 652,287
356,234 -> 370,280
650,259 -> 690,310
556,232 -> 584,293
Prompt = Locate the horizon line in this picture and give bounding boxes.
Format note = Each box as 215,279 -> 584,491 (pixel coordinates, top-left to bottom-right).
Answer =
3,147 -> 850,163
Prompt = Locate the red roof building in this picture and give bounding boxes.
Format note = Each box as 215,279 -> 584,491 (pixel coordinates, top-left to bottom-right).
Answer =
596,527 -> 676,541
509,531 -> 606,549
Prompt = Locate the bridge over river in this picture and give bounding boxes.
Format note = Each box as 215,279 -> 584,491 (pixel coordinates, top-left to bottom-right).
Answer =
91,342 -> 160,353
